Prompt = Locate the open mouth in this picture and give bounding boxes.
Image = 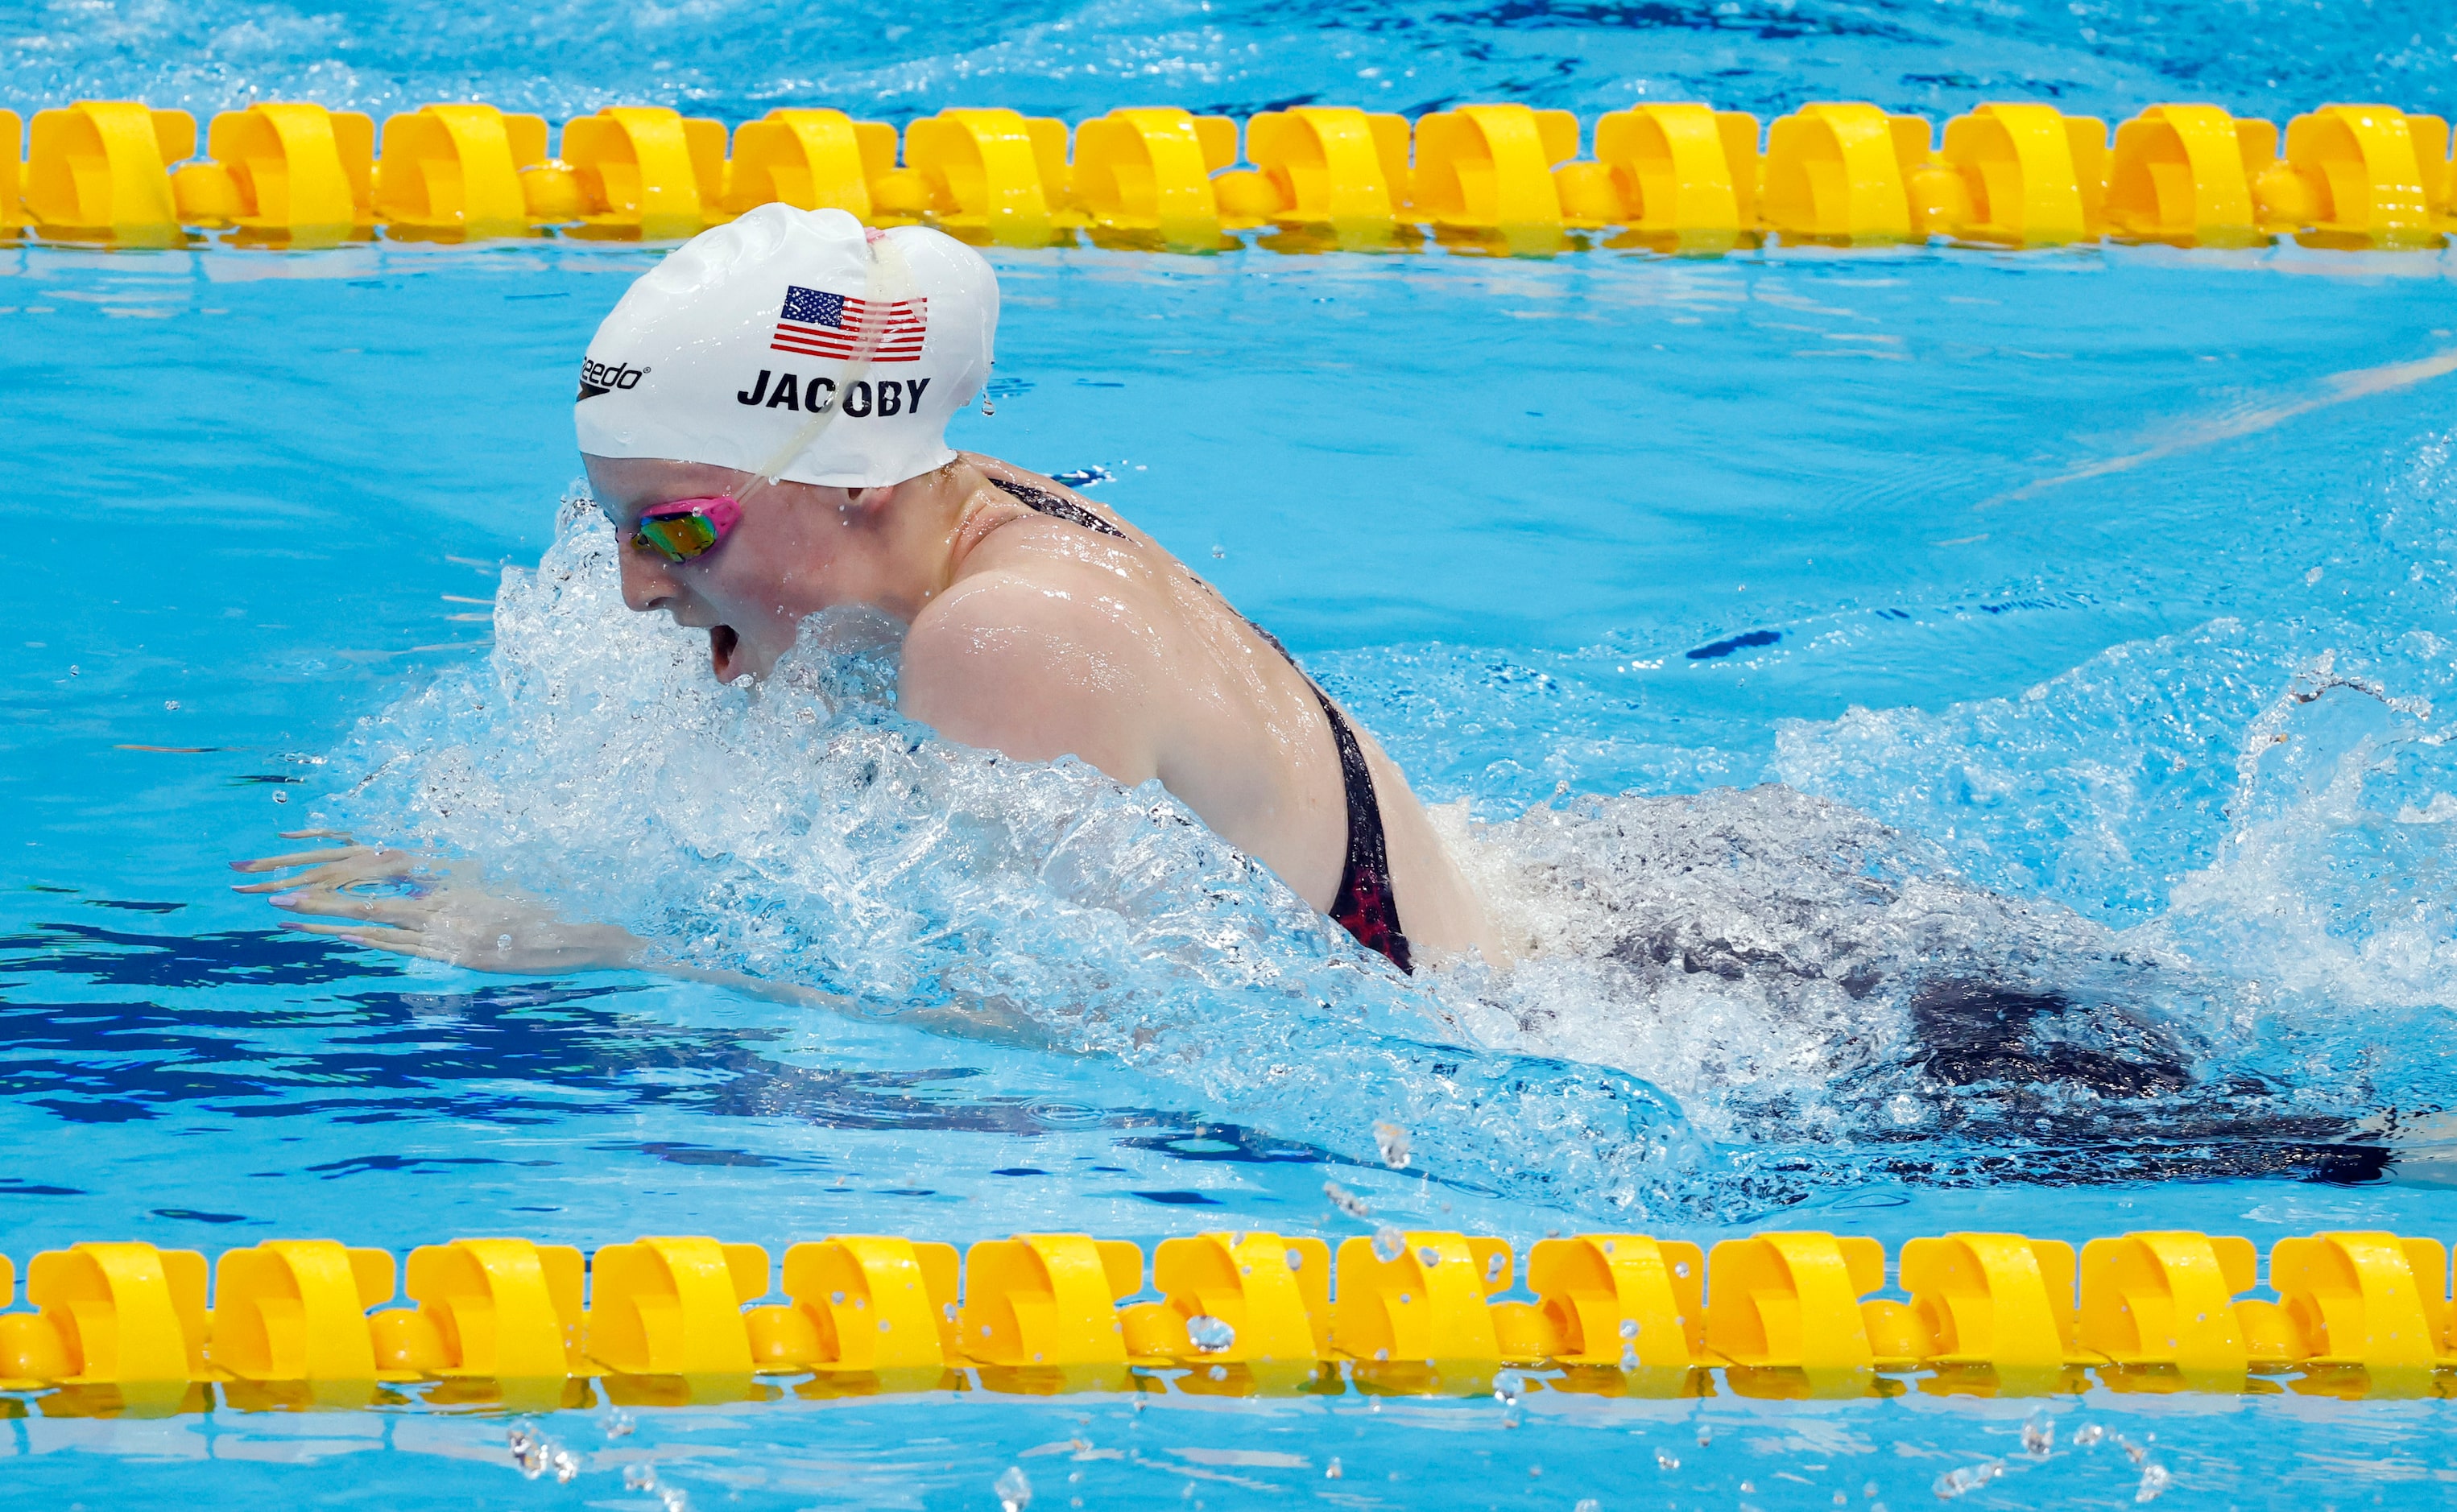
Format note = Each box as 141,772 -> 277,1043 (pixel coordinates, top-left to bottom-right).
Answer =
709,625 -> 741,681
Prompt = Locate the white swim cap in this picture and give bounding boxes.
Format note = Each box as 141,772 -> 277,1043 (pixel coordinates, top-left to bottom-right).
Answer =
573,204 -> 997,489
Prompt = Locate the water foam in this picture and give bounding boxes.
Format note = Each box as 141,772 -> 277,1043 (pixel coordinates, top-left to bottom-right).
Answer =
329,498 -> 1703,1217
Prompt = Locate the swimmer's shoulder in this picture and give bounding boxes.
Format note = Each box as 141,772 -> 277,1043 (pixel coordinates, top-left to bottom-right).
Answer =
902,567 -> 1167,778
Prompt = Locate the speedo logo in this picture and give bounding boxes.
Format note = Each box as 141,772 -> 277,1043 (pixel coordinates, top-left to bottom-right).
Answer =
576,357 -> 649,401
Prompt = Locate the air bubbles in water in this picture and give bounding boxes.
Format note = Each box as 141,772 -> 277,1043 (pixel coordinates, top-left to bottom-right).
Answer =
1655,1448 -> 1679,1471
995,1465 -> 1033,1511
2136,1464 -> 2172,1503
2072,1424 -> 2105,1448
1372,1120 -> 1411,1169
1372,1226 -> 1405,1263
2021,1411 -> 2054,1456
1485,1250 -> 1508,1283
1323,1182 -> 1371,1219
1186,1314 -> 1235,1353
623,1464 -> 656,1490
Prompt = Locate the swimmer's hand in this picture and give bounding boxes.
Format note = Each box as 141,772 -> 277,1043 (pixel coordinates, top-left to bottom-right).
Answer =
231,831 -> 643,973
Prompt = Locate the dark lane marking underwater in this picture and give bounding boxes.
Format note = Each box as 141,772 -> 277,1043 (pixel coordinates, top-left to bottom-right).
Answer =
0,916 -> 2395,1195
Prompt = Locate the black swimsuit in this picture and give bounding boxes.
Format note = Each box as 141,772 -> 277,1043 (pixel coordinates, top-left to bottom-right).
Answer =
987,475 -> 1414,973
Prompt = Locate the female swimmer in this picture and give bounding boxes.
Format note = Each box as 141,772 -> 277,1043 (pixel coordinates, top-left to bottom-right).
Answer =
238,206 -> 1504,975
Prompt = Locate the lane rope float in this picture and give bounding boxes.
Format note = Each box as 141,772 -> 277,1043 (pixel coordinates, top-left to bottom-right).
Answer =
2,97 -> 2451,256
1,1226 -> 2452,1410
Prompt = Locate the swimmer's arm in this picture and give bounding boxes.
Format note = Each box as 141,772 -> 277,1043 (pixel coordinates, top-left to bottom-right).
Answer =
899,571 -> 1163,784
233,835 -> 1061,1045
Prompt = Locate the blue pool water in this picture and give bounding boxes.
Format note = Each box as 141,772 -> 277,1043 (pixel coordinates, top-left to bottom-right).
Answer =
10,1 -> 2457,1507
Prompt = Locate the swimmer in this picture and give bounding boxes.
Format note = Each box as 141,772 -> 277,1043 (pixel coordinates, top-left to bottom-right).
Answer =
238,205 -> 1504,977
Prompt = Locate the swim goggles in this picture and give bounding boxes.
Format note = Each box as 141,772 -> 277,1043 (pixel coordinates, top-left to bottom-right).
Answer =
627,495 -> 742,563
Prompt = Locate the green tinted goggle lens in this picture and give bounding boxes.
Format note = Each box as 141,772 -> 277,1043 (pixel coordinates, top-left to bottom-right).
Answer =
632,511 -> 722,562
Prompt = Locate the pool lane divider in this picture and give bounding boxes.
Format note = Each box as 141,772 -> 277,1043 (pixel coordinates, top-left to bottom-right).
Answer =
0,1229 -> 2454,1412
2,97 -> 2452,255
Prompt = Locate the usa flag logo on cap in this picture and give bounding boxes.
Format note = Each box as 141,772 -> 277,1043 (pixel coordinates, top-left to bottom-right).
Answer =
772,286 -> 927,362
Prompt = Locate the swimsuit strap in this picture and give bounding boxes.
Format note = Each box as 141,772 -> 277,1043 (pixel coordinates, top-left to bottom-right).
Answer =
987,468 -> 1413,973
987,474 -> 1125,537
1307,687 -> 1414,974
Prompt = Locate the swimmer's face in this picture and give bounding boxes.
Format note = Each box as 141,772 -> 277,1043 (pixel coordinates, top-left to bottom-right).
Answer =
585,454 -> 887,684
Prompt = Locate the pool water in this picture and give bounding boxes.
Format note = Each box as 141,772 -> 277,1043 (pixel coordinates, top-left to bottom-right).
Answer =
10,1 -> 2457,1507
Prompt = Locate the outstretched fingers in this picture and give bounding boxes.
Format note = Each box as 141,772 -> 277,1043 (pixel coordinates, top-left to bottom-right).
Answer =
267,888 -> 438,926
231,845 -> 368,875
282,920 -> 458,963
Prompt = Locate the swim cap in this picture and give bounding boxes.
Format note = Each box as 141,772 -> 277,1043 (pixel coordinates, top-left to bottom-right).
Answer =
573,204 -> 997,489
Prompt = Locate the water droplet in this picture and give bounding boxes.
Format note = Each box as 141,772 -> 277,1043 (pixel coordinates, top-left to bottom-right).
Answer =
1655,1449 -> 1680,1471
2073,1424 -> 2105,1448
1229,1230 -> 1247,1246
68,665 -> 79,675
1417,1246 -> 1441,1267
623,1464 -> 656,1491
832,1290 -> 847,1305
1673,1260 -> 1690,1279
1187,1314 -> 1236,1353
552,1450 -> 580,1485
164,700 -> 180,711
272,790 -> 289,804
1372,1225 -> 1404,1262
995,1464 -> 1033,1511
1493,1370 -> 1523,1407
982,397 -> 996,416
1210,545 -> 1225,559
1485,1250 -> 1507,1283
2022,1411 -> 2054,1456
658,1488 -> 689,1512
2120,1436 -> 2149,1467
1372,1120 -> 1411,1169
1323,1180 -> 1371,1219
1576,1502 -> 1601,1512
2136,1464 -> 2172,1503
1325,1458 -> 1342,1481
1932,1462 -> 2001,1499
1696,1427 -> 1712,1448
1619,1317 -> 1639,1340
1285,1247 -> 1305,1270
1620,1342 -> 1640,1370
606,1409 -> 636,1439
496,933 -> 512,950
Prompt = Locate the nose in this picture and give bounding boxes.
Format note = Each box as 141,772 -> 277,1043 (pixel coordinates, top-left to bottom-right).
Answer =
618,539 -> 680,612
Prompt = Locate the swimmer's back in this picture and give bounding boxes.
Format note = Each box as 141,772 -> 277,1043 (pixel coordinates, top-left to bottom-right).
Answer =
900,454 -> 1504,967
